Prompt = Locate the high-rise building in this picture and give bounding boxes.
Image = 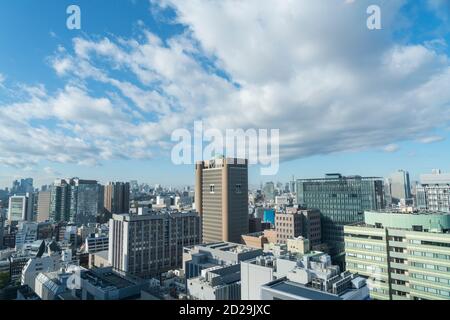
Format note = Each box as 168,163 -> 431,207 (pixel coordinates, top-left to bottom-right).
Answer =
0,216 -> 4,250
389,170 -> 411,204
263,182 -> 275,202
69,179 -> 101,226
50,179 -> 71,223
8,194 -> 34,223
345,210 -> 450,300
109,208 -> 201,278
104,182 -> 130,215
416,170 -> 450,212
50,178 -> 101,225
195,158 -> 249,244
384,178 -> 393,207
37,191 -> 51,222
290,176 -> 296,194
297,174 -> 385,263
11,178 -> 34,195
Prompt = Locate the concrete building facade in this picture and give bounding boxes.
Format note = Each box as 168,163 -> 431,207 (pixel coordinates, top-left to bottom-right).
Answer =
37,191 -> 51,223
195,158 -> 249,243
275,207 -> 321,247
345,210 -> 450,300
109,209 -> 201,278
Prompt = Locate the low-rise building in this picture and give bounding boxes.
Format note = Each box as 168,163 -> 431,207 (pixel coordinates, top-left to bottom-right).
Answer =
89,250 -> 111,269
187,264 -> 241,300
241,232 -> 269,249
183,242 -> 263,279
79,267 -> 144,300
241,250 -> 368,300
85,233 -> 109,254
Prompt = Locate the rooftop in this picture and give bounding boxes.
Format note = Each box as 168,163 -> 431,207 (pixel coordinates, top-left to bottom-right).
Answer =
82,268 -> 137,290
200,242 -> 259,254
262,279 -> 341,300
366,209 -> 450,216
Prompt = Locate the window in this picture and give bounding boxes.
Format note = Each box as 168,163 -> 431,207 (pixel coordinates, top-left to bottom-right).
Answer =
235,184 -> 242,194
209,185 -> 215,193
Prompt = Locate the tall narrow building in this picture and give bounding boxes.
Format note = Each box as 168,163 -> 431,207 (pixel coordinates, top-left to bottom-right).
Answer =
8,194 -> 34,223
50,179 -> 71,223
104,182 -> 130,215
37,191 -> 51,223
195,158 -> 249,244
389,170 -> 412,204
0,216 -> 4,250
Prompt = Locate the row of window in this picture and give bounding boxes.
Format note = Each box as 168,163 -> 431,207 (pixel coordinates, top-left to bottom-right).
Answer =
411,273 -> 450,285
209,184 -> 243,193
346,262 -> 387,274
345,242 -> 385,252
411,285 -> 450,298
347,252 -> 385,262
411,262 -> 450,272
410,250 -> 450,260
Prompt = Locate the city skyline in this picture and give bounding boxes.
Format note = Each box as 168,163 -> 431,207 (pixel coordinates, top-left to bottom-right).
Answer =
1,0 -> 450,188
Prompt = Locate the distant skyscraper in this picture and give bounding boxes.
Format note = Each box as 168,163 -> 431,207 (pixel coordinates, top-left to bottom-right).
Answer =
0,216 -> 4,250
50,178 -> 101,225
416,169 -> 450,212
389,170 -> 411,204
290,176 -> 296,193
297,174 -> 385,263
104,182 -> 130,215
50,179 -> 71,223
37,191 -> 51,222
11,178 -> 34,195
69,179 -> 101,225
195,158 -> 249,243
109,208 -> 201,278
8,194 -> 34,222
263,182 -> 275,201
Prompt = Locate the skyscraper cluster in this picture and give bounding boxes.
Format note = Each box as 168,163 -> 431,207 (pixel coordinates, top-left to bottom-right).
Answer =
1,163 -> 450,301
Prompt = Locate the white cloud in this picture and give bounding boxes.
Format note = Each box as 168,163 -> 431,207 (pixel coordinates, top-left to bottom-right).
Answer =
417,136 -> 445,144
383,144 -> 400,153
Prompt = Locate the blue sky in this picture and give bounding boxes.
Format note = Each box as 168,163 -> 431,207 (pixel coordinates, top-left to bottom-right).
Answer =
0,0 -> 449,188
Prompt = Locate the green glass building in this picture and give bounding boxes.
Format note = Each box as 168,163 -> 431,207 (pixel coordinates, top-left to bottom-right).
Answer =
345,210 -> 450,300
297,174 -> 385,264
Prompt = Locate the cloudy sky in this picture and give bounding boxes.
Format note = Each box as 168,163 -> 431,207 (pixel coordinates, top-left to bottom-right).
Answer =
0,0 -> 449,188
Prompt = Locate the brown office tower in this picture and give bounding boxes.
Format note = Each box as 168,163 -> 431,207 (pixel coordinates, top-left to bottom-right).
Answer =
195,158 -> 249,244
104,182 -> 130,215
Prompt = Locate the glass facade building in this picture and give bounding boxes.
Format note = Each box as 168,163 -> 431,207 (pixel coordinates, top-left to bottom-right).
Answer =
297,174 -> 385,263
